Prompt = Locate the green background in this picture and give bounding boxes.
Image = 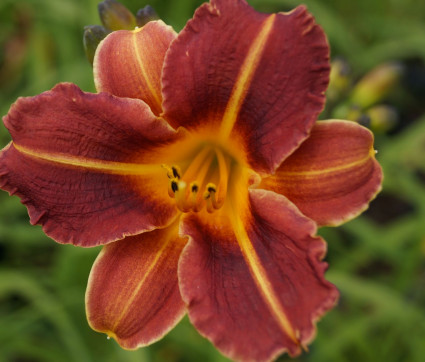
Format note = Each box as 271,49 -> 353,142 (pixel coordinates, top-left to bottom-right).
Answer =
1,0 -> 425,361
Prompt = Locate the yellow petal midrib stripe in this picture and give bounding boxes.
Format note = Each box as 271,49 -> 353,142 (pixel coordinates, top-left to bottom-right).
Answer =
110,227 -> 177,333
219,14 -> 276,139
277,152 -> 374,177
132,30 -> 162,109
14,143 -> 162,175
230,208 -> 300,345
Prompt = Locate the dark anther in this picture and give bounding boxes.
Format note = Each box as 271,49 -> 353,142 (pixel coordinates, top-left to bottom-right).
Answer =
207,186 -> 216,193
171,180 -> 178,192
191,184 -> 199,192
172,166 -> 180,179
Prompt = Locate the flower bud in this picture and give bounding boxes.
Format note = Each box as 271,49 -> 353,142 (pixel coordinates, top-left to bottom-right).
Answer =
332,102 -> 357,121
345,105 -> 364,123
98,0 -> 136,31
366,105 -> 398,133
327,58 -> 351,102
350,63 -> 404,109
136,5 -> 159,27
83,25 -> 109,65
332,103 -> 368,126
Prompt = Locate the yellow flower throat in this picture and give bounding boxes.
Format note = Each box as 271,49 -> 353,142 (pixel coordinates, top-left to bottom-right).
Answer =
163,145 -> 233,213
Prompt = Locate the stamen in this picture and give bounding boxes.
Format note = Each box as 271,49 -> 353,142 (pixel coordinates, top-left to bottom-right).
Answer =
175,180 -> 188,212
171,180 -> 179,192
191,183 -> 199,193
162,164 -> 175,179
206,182 -> 220,209
182,146 -> 212,182
164,144 -> 232,213
203,191 -> 214,213
207,183 -> 216,193
189,152 -> 215,211
189,182 -> 199,211
172,166 -> 181,179
168,179 -> 178,197
215,148 -> 229,208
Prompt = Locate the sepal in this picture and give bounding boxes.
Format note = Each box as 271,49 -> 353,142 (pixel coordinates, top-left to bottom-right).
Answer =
136,5 -> 159,27
98,0 -> 137,31
83,25 -> 109,65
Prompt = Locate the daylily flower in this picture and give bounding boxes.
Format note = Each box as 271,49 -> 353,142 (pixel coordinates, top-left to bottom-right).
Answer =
0,0 -> 383,361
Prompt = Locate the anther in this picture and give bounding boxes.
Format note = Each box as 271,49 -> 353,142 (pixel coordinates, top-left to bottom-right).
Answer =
168,178 -> 178,198
191,183 -> 199,193
164,146 -> 231,213
162,164 -> 175,179
172,166 -> 181,179
171,180 -> 178,193
207,184 -> 216,193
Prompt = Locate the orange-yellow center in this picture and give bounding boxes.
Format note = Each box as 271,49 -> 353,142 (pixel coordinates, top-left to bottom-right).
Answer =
163,145 -> 233,213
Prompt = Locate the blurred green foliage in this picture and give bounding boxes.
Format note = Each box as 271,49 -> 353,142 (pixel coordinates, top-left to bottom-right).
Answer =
1,0 -> 425,361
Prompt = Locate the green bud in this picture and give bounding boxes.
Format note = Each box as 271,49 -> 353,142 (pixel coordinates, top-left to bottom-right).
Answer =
136,5 -> 159,27
98,0 -> 137,31
332,103 -> 366,126
327,58 -> 351,102
350,63 -> 404,109
345,105 -> 364,123
366,105 -> 398,133
332,102 -> 353,120
83,25 -> 109,65
333,103 -> 397,132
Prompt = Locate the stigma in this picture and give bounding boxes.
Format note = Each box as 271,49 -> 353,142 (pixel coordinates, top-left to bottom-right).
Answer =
163,146 -> 231,213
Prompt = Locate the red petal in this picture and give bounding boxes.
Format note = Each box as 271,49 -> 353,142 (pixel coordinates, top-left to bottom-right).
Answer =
261,120 -> 383,226
178,189 -> 338,361
0,83 -> 181,246
94,20 -> 176,115
86,222 -> 186,348
162,1 -> 329,173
